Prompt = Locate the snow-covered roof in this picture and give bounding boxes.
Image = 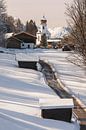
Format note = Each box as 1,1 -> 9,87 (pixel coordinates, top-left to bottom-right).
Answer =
47,39 -> 61,43
5,33 -> 13,39
16,53 -> 39,62
40,98 -> 74,109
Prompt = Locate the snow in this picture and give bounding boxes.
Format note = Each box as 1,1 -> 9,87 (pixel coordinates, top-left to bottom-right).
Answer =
49,27 -> 70,38
51,53 -> 86,105
47,39 -> 61,42
0,49 -> 81,130
17,49 -> 86,106
16,53 -> 39,61
40,98 -> 74,109
5,33 -> 13,39
0,112 -> 79,130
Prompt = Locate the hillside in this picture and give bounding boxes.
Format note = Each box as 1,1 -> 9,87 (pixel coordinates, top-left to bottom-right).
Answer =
0,48 -> 85,130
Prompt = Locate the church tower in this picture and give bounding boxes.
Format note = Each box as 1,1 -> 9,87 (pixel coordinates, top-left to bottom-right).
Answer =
36,16 -> 51,46
40,16 -> 48,35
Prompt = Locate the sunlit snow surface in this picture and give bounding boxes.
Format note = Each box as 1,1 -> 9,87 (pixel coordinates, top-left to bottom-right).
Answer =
19,48 -> 86,106
0,48 -> 82,130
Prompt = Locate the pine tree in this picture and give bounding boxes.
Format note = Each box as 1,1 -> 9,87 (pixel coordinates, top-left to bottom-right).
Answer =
33,21 -> 38,35
25,20 -> 37,36
41,34 -> 47,47
15,18 -> 24,33
5,16 -> 16,33
25,21 -> 29,32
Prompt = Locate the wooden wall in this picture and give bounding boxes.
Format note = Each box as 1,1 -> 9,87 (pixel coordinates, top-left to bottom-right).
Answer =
6,38 -> 21,48
18,61 -> 37,70
41,108 -> 72,122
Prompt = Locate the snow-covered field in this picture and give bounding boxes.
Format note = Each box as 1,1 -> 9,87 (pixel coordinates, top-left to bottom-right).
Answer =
0,48 -> 84,130
17,48 -> 86,106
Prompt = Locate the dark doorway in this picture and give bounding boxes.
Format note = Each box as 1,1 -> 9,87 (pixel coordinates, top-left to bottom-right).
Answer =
28,45 -> 30,48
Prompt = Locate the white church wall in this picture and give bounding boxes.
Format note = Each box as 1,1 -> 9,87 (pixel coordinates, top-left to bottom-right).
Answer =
36,33 -> 41,46
36,16 -> 51,46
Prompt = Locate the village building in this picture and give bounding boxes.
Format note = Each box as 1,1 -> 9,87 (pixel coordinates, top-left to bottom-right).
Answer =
6,32 -> 36,49
36,16 -> 51,46
47,38 -> 62,48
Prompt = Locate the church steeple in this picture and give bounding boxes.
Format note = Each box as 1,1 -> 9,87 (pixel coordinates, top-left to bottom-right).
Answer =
40,16 -> 48,35
41,16 -> 47,24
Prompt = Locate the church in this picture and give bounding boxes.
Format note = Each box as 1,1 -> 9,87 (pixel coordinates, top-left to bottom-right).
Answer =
36,16 -> 51,46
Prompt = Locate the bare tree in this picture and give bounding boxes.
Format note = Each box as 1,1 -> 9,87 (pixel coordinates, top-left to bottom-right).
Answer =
66,0 -> 86,65
0,0 -> 7,46
0,0 -> 6,16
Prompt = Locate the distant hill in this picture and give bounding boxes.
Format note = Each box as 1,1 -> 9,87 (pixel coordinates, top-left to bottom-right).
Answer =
49,27 -> 70,38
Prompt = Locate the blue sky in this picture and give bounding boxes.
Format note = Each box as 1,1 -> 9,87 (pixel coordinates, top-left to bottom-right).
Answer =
6,0 -> 72,28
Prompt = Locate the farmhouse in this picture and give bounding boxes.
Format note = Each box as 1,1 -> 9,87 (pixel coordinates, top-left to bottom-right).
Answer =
6,32 -> 36,49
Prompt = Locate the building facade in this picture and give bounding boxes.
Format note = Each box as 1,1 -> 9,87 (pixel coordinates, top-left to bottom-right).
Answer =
36,16 -> 51,46
6,32 -> 36,49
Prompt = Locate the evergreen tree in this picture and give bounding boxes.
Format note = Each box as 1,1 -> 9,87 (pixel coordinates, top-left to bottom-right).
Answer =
41,34 -> 47,47
25,21 -> 29,32
5,16 -> 16,33
25,20 -> 37,36
15,18 -> 24,33
33,21 -> 38,35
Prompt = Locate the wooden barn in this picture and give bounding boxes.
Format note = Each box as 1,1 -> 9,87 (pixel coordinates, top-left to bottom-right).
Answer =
40,98 -> 74,122
6,32 -> 36,49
